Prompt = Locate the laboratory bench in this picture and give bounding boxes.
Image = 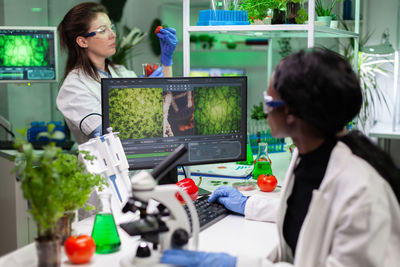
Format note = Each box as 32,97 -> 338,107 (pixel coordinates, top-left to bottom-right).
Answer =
0,147 -> 291,264
0,190 -> 280,267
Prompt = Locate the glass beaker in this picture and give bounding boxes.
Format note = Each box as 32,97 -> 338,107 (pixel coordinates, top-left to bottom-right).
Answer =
252,142 -> 273,180
91,192 -> 121,254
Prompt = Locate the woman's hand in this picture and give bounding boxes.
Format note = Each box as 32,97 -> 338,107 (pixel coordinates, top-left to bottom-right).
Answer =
208,186 -> 248,215
157,28 -> 178,66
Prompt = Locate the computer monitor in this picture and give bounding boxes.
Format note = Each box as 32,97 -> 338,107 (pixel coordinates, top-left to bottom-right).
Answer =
0,26 -> 58,83
190,68 -> 245,77
102,76 -> 247,184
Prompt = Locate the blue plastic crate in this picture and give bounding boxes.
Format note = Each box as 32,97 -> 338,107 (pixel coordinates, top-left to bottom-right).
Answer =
197,10 -> 250,26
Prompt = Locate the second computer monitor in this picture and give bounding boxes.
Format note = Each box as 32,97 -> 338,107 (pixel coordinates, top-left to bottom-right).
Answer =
102,76 -> 247,180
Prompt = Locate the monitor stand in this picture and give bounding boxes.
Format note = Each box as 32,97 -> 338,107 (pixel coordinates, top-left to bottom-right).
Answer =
157,167 -> 178,185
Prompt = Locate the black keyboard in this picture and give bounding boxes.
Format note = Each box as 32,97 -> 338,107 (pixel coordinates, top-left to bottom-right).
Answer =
184,195 -> 230,231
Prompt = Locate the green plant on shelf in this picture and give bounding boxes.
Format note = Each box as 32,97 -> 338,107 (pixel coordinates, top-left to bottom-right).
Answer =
295,8 -> 308,24
251,102 -> 267,120
315,0 -> 342,17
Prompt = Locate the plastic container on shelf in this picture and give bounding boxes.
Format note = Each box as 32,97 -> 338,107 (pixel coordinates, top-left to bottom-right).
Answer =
27,121 -> 48,142
27,121 -> 67,142
197,10 -> 250,26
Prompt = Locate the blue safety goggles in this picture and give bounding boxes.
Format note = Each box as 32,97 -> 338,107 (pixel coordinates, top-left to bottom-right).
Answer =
83,24 -> 116,38
263,91 -> 285,114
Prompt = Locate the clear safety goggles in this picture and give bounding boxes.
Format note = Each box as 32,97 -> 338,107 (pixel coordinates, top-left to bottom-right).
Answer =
83,23 -> 116,38
262,91 -> 285,114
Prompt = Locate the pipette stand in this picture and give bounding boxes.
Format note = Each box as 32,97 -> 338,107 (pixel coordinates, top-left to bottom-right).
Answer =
78,127 -> 132,213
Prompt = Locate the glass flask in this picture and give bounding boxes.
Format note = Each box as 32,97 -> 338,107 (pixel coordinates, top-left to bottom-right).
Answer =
252,142 -> 273,180
91,192 -> 121,254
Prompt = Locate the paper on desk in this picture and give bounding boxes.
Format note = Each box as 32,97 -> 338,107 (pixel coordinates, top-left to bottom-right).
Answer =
178,162 -> 253,179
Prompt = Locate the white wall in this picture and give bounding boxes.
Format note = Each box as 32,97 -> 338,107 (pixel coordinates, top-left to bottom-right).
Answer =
363,0 -> 400,165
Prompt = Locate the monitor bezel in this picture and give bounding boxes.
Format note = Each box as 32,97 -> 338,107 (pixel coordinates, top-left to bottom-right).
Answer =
101,76 -> 248,170
0,26 -> 59,84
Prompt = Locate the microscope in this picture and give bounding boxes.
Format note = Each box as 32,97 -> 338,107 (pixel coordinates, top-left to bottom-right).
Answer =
79,128 -> 199,267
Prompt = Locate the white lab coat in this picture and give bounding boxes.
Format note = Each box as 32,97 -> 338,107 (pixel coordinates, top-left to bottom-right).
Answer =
56,65 -> 137,144
237,141 -> 400,267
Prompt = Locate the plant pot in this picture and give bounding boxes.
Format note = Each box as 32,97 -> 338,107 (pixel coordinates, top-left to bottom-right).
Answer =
56,211 -> 75,244
330,20 -> 338,29
286,1 -> 300,24
35,237 -> 61,267
272,9 -> 286,24
316,16 -> 332,27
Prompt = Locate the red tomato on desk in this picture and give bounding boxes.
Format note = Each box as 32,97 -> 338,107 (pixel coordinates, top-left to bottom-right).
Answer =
64,235 -> 96,264
257,174 -> 277,192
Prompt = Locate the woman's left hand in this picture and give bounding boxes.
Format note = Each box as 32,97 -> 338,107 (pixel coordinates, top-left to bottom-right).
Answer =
161,249 -> 237,267
157,28 -> 178,66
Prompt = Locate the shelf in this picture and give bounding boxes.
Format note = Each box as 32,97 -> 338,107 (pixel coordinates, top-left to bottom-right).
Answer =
187,25 -> 359,39
182,0 -> 361,76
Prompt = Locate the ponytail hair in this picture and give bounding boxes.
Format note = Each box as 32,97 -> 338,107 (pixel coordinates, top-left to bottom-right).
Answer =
340,130 -> 400,204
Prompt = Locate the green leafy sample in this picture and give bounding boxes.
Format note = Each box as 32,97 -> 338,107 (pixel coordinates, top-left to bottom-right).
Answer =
0,35 -> 50,66
193,86 -> 241,135
109,87 -> 163,139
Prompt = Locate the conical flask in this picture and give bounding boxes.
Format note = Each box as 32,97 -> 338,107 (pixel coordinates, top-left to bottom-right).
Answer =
91,192 -> 121,254
252,142 -> 273,180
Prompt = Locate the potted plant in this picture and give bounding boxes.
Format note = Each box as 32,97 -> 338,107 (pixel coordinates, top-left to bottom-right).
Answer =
286,0 -> 305,24
339,21 -> 390,132
239,0 -> 276,24
57,150 -> 107,243
315,0 -> 342,26
13,142 -> 106,267
271,0 -> 287,24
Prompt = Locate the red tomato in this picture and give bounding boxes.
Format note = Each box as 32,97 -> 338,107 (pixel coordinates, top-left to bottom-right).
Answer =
257,174 -> 277,192
145,63 -> 153,76
153,64 -> 158,71
175,178 -> 199,203
154,26 -> 163,34
64,235 -> 96,264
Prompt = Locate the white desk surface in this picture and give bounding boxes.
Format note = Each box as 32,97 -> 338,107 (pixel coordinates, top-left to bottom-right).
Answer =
0,210 -> 279,267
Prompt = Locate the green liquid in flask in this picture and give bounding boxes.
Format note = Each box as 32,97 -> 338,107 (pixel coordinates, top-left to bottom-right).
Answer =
252,160 -> 273,180
91,213 -> 121,254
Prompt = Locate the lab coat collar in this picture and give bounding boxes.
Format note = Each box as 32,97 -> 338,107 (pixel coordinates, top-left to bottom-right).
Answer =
277,141 -> 352,262
318,141 -> 351,192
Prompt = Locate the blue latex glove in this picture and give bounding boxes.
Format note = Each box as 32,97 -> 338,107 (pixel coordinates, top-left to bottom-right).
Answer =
161,249 -> 237,267
157,28 -> 178,66
208,186 -> 248,215
149,66 -> 164,77
89,124 -> 102,138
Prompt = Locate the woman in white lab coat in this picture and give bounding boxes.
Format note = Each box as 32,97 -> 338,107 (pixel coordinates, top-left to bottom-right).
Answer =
56,2 -> 178,144
161,48 -> 400,267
